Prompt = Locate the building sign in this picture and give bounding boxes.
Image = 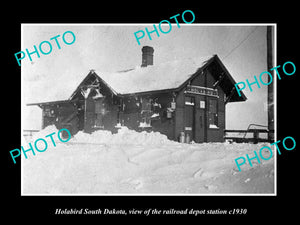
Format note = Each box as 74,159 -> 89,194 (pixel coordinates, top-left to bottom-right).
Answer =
185,85 -> 219,97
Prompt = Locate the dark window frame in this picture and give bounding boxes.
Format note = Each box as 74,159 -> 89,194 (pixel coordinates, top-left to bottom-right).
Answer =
208,99 -> 219,128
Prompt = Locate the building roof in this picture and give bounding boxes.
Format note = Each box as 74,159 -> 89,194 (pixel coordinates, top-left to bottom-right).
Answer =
92,54 -> 246,102
27,54 -> 246,106
95,55 -> 214,95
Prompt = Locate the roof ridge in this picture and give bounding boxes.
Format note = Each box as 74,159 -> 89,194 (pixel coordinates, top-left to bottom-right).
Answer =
98,54 -> 215,75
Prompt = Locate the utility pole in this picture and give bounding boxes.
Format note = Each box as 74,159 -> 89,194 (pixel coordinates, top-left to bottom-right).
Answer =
267,26 -> 274,142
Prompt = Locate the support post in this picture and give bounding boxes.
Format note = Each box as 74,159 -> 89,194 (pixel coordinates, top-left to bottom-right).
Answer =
267,26 -> 274,142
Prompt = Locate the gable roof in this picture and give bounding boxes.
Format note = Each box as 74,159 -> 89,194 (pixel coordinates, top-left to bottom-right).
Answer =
94,55 -> 214,95
91,54 -> 246,102
27,54 -> 246,106
211,55 -> 247,102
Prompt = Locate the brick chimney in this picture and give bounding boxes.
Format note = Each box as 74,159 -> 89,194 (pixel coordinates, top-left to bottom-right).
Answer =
141,46 -> 154,67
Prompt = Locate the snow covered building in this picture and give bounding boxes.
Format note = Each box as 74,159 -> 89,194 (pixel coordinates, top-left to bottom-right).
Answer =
28,46 -> 246,143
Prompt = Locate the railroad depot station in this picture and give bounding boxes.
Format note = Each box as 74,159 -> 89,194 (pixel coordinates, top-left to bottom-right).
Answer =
27,46 -> 246,143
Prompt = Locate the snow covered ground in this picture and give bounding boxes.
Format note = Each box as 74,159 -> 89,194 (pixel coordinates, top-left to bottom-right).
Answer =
22,126 -> 275,195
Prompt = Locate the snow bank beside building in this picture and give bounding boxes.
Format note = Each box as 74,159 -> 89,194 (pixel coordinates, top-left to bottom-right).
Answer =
22,127 -> 275,195
72,127 -> 175,146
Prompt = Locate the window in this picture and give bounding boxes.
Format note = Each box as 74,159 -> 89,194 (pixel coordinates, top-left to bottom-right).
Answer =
185,96 -> 195,105
44,107 -> 56,117
141,98 -> 152,112
94,99 -> 105,128
94,99 -> 103,114
124,97 -> 140,113
208,99 -> 218,128
140,98 -> 152,127
200,100 -> 205,109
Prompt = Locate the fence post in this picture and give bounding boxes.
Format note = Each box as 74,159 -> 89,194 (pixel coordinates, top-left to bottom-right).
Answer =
253,130 -> 259,144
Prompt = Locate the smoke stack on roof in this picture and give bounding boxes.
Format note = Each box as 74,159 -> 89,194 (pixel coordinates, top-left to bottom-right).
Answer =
141,46 -> 154,67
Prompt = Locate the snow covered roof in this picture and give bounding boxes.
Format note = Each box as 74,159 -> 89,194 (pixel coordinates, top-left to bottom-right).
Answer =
91,54 -> 246,102
94,55 -> 214,95
27,54 -> 246,105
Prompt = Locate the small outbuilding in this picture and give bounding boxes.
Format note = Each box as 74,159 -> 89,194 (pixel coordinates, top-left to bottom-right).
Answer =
27,46 -> 246,143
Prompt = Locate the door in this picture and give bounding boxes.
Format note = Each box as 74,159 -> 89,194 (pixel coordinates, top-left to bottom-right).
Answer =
198,109 -> 206,143
184,96 -> 195,142
94,98 -> 105,129
195,98 -> 207,143
84,97 -> 106,133
84,96 -> 95,133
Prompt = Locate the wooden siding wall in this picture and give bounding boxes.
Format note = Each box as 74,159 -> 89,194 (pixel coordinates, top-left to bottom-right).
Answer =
121,93 -> 175,140
150,93 -> 175,140
40,66 -> 227,142
42,102 -> 79,135
174,89 -> 185,141
175,68 -> 225,143
205,68 -> 225,142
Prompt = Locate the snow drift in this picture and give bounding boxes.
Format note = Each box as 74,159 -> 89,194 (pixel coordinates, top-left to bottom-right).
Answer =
72,126 -> 174,146
22,126 -> 275,195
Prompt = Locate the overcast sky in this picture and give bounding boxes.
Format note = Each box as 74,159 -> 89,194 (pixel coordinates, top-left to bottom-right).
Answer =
22,24 -> 274,130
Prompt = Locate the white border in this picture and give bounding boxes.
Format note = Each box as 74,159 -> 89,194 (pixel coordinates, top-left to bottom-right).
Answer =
21,23 -> 277,196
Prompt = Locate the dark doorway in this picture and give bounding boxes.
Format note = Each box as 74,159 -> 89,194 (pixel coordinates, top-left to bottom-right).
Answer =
184,96 -> 195,141
195,97 -> 207,143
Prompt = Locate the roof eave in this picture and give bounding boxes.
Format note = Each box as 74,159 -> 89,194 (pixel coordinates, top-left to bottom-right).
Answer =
213,55 -> 247,102
119,88 -> 177,97
26,99 -> 80,108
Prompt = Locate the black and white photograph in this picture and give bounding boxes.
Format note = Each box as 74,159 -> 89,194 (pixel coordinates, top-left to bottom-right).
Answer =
3,4 -> 299,221
21,24 -> 276,195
